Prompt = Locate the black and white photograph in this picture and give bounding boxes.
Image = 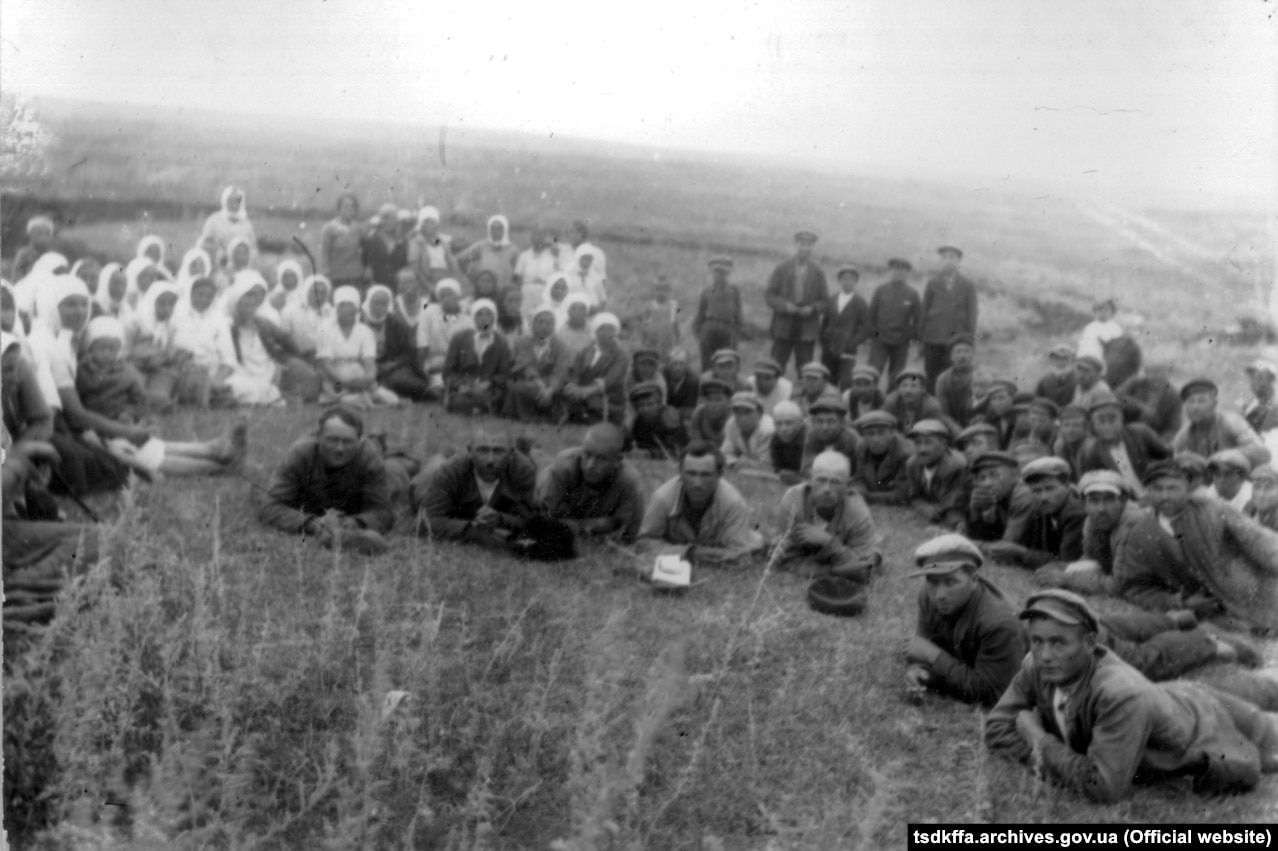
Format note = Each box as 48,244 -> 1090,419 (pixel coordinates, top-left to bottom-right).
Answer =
1,0 -> 1276,847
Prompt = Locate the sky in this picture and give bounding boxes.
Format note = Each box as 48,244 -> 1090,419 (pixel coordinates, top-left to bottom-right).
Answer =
3,0 -> 1275,204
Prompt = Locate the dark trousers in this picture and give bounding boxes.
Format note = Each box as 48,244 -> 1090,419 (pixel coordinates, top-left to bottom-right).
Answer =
868,339 -> 910,389
1102,612 -> 1216,682
698,322 -> 738,372
821,347 -> 855,390
922,343 -> 951,394
771,338 -> 816,377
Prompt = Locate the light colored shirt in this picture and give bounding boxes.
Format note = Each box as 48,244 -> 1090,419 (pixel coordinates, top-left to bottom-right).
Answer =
748,375 -> 794,417
317,319 -> 377,364
721,414 -> 776,466
636,476 -> 762,559
514,246 -> 562,286
1107,440 -> 1143,496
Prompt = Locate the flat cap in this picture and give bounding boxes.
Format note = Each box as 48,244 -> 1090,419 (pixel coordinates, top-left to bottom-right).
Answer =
1021,456 -> 1072,482
887,258 -> 913,271
1180,377 -> 1218,400
1078,469 -> 1129,497
970,450 -> 1019,473
1246,359 -> 1278,378
1174,452 -> 1209,478
1208,449 -> 1251,476
988,379 -> 1018,397
909,533 -> 983,578
730,391 -> 764,412
1010,440 -> 1052,465
1059,404 -> 1089,421
629,381 -> 663,403
908,418 -> 951,440
711,348 -> 741,366
1019,589 -> 1100,633
1142,459 -> 1189,486
1049,343 -> 1076,359
809,397 -> 848,416
1012,392 -> 1037,411
836,265 -> 860,280
752,357 -> 783,376
895,367 -> 927,385
955,422 -> 998,445
794,230 -> 819,244
1076,354 -> 1105,372
853,410 -> 898,431
708,255 -> 734,270
937,245 -> 964,258
1086,392 -> 1122,414
1251,464 -> 1278,483
632,348 -> 661,364
850,364 -> 881,382
699,378 -> 733,397
1030,397 -> 1061,418
800,361 -> 831,379
949,333 -> 975,350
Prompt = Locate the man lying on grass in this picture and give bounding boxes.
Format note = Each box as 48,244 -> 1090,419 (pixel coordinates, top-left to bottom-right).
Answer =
536,423 -> 645,544
985,589 -> 1278,803
259,406 -> 395,555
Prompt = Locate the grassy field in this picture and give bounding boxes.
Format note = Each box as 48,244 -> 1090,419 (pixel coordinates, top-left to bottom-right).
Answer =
3,97 -> 1278,848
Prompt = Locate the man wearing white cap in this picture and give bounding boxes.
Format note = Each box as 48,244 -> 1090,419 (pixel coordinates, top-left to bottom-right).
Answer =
984,456 -> 1086,568
561,312 -> 627,426
774,450 -> 880,580
986,589 -> 1278,802
721,392 -> 775,471
1242,359 -> 1278,436
905,534 -> 1025,707
791,361 -> 842,419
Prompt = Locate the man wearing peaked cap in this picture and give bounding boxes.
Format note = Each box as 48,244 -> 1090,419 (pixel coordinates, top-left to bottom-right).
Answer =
844,363 -> 887,421
775,449 -> 881,587
689,377 -> 733,445
985,588 -> 1278,803
1173,375 -> 1271,470
955,421 -> 999,463
851,409 -> 912,506
974,379 -> 1018,450
983,456 -> 1086,569
766,230 -> 829,375
1242,359 -> 1278,436
1248,463 -> 1278,531
820,263 -> 871,390
1078,389 -> 1172,497
935,332 -> 978,428
1033,469 -> 1141,596
1035,344 -> 1078,410
801,394 -> 859,477
905,533 -> 1026,707
867,257 -> 921,387
701,347 -> 750,393
721,391 -> 775,471
905,419 -> 969,529
792,360 -> 842,419
1206,449 -> 1253,512
626,381 -> 689,460
748,356 -> 793,417
919,243 -> 978,393
1071,352 -> 1112,413
883,366 -> 948,435
693,255 -> 744,370
964,450 -> 1034,543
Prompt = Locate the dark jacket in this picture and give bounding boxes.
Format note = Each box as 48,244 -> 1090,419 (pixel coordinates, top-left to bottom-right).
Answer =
964,482 -> 1035,543
770,425 -> 807,476
361,235 -> 408,288
259,435 -> 394,534
916,578 -> 1026,707
628,408 -> 689,459
801,427 -> 861,476
1035,372 -> 1077,411
917,273 -> 978,345
509,334 -> 570,393
693,284 -> 744,332
443,329 -> 512,393
663,368 -> 701,415
820,292 -> 871,359
867,280 -> 921,347
567,343 -> 629,416
905,450 -> 969,528
411,451 -> 537,541
537,447 -> 646,542
1078,424 -> 1171,482
935,366 -> 973,427
376,313 -> 423,378
1007,492 -> 1087,567
1116,375 -> 1182,439
765,257 -> 828,342
881,390 -> 948,435
851,433 -> 911,506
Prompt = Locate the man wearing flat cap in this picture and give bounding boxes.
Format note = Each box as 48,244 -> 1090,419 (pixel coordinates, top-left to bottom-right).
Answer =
1117,460 -> 1278,635
1034,344 -> 1078,410
1071,354 -> 1112,412
851,410 -> 911,506
1242,359 -> 1278,437
972,379 -> 1018,450
882,366 -> 948,435
820,265 -> 871,389
1173,377 -> 1271,469
721,392 -> 775,471
955,421 -> 999,465
843,364 -> 887,421
918,246 -> 978,393
985,589 -> 1278,803
905,419 -> 968,529
688,378 -> 733,445
774,450 -> 881,582
801,396 -> 861,476
1078,391 -> 1171,496
984,457 -> 1085,568
626,381 -> 688,459
1247,464 -> 1278,531
692,256 -> 744,370
1035,470 -> 1144,596
747,357 -> 793,417
765,231 -> 829,375
791,361 -> 842,419
905,533 -> 1026,707
934,334 -> 978,428
1206,449 -> 1253,512
867,258 -> 922,387
701,348 -> 750,393
963,451 -> 1033,543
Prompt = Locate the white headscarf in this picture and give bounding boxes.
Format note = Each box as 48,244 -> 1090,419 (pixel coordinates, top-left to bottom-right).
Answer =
69,258 -> 98,285
33,275 -> 91,337
224,270 -> 268,322
470,298 -> 497,322
590,312 -> 620,334
226,235 -> 254,270
124,257 -> 157,307
332,285 -> 361,310
28,252 -> 69,279
177,247 -> 213,296
416,205 -> 441,228
138,280 -> 182,349
84,315 -> 126,351
296,275 -> 333,315
486,214 -> 512,248
1,280 -> 25,344
14,253 -> 70,315
220,185 -> 248,224
434,278 -> 462,300
362,284 -> 394,323
274,260 -> 305,301
136,235 -> 167,264
93,262 -> 128,316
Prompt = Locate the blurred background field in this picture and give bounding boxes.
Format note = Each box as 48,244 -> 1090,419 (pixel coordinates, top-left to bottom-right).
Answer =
2,96 -> 1277,848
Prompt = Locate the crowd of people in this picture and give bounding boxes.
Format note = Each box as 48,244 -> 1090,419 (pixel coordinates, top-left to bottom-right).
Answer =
5,183 -> 1278,806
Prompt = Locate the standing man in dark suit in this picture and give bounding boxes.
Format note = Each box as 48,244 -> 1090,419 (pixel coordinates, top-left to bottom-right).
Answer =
692,256 -> 744,370
820,265 -> 871,390
765,230 -> 828,377
867,258 -> 922,387
918,246 -> 978,393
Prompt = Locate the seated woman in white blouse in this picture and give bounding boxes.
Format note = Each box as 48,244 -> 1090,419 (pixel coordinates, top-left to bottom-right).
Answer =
315,285 -> 400,410
417,277 -> 472,393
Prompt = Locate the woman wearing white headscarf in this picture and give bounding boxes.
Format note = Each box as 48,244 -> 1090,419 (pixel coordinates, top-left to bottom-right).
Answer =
561,312 -> 627,426
11,215 -> 58,282
128,280 -> 209,409
70,257 -> 102,295
280,274 -> 334,359
123,256 -> 169,310
172,275 -> 237,408
176,247 -> 214,298
455,214 -> 519,293
13,252 -> 70,319
569,244 -> 608,309
199,185 -> 257,269
441,298 -> 510,415
269,259 -> 306,313
554,293 -> 595,359
315,285 -> 399,409
417,278 -> 472,393
224,271 -> 321,405
408,205 -> 460,289
136,235 -> 169,270
91,262 -> 132,323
